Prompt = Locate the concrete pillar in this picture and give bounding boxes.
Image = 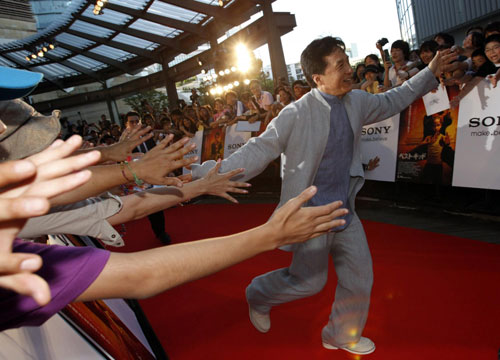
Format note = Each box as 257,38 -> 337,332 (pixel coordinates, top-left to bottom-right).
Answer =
106,98 -> 116,124
261,1 -> 288,84
161,56 -> 179,110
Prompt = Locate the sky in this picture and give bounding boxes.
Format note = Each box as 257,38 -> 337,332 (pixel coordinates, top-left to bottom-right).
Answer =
252,0 -> 402,66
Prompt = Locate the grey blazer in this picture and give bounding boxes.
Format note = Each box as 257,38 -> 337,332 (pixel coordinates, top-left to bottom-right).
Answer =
193,67 -> 437,228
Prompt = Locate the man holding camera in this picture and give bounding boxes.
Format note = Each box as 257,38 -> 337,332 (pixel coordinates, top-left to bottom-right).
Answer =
191,36 -> 455,355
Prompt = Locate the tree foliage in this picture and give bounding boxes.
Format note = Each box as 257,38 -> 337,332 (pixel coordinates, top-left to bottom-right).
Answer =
123,89 -> 169,115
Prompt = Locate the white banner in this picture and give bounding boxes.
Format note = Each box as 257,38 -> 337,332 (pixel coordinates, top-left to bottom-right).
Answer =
422,85 -> 450,116
223,123 -> 251,159
452,79 -> 500,190
360,114 -> 400,182
236,120 -> 261,132
183,129 -> 203,175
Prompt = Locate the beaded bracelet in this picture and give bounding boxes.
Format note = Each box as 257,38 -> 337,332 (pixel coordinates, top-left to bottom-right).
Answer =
119,162 -> 131,183
123,160 -> 144,186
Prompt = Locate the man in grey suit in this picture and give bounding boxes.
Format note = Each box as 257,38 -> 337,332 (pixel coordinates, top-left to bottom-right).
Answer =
191,36 -> 454,355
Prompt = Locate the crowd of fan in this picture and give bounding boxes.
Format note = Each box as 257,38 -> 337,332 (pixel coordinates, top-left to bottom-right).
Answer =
59,77 -> 311,149
351,20 -> 500,105
60,20 -> 500,149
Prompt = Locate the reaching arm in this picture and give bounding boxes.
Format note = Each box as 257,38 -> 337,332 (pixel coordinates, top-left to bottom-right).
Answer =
76,186 -> 348,301
50,136 -> 198,206
0,136 -> 100,306
107,161 -> 251,225
360,50 -> 459,126
450,76 -> 483,108
191,106 -> 296,182
74,124 -> 153,163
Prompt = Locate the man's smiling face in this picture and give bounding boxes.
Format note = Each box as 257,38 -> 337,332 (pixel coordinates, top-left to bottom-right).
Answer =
312,48 -> 353,98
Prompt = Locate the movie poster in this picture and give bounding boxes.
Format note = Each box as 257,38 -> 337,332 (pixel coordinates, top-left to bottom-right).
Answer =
452,79 -> 500,190
201,127 -> 225,162
61,301 -> 154,360
223,123 -> 251,159
360,114 -> 400,182
396,86 -> 459,185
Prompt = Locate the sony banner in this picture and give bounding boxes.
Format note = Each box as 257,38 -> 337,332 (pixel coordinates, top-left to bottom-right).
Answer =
452,79 -> 500,190
360,114 -> 400,182
223,123 -> 251,159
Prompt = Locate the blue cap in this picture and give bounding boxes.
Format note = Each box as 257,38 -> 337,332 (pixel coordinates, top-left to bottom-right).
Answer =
0,66 -> 43,101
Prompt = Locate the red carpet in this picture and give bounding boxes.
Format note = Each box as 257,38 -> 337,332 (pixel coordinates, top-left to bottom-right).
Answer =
114,203 -> 500,359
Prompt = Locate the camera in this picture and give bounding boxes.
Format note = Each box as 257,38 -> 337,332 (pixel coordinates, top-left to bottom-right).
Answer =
377,38 -> 389,47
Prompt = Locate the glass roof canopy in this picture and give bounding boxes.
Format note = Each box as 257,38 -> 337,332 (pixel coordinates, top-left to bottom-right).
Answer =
0,0 -> 263,94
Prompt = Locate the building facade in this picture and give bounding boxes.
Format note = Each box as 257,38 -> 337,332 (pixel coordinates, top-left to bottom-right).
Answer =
0,0 -> 37,45
396,0 -> 500,48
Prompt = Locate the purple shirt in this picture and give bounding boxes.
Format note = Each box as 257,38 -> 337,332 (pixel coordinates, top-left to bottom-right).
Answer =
0,240 -> 110,331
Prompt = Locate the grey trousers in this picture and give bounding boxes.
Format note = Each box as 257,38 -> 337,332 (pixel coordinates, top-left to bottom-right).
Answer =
246,214 -> 373,346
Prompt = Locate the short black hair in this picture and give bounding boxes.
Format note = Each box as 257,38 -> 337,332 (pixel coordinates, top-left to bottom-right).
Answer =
484,21 -> 500,36
469,32 -> 485,50
300,36 -> 346,88
434,32 -> 455,46
125,111 -> 140,122
419,40 -> 439,55
364,54 -> 380,65
467,25 -> 483,35
485,34 -> 500,46
391,40 -> 410,60
292,79 -> 307,88
471,49 -> 487,58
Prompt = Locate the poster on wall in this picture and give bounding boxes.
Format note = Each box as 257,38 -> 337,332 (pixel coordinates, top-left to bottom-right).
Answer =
224,123 -> 251,159
201,127 -> 225,162
396,86 -> 459,185
360,114 -> 400,182
452,79 -> 500,190
182,129 -> 203,175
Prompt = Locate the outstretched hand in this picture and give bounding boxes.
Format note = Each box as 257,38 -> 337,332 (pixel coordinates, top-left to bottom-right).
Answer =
104,124 -> 153,162
267,186 -> 348,247
1,135 -> 100,201
197,159 -> 251,203
0,135 -> 100,306
428,49 -> 458,77
133,135 -> 199,187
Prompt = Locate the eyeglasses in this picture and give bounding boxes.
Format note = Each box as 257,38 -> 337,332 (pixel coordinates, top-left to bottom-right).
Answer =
485,44 -> 500,53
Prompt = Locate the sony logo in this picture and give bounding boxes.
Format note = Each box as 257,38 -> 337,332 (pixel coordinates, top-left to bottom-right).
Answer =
469,116 -> 500,127
361,126 -> 391,135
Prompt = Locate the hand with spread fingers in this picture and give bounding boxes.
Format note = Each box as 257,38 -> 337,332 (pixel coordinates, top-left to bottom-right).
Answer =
0,135 -> 100,306
0,135 -> 100,200
266,186 -> 348,248
82,123 -> 153,163
196,159 -> 251,203
428,49 -> 459,77
132,135 -> 199,187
